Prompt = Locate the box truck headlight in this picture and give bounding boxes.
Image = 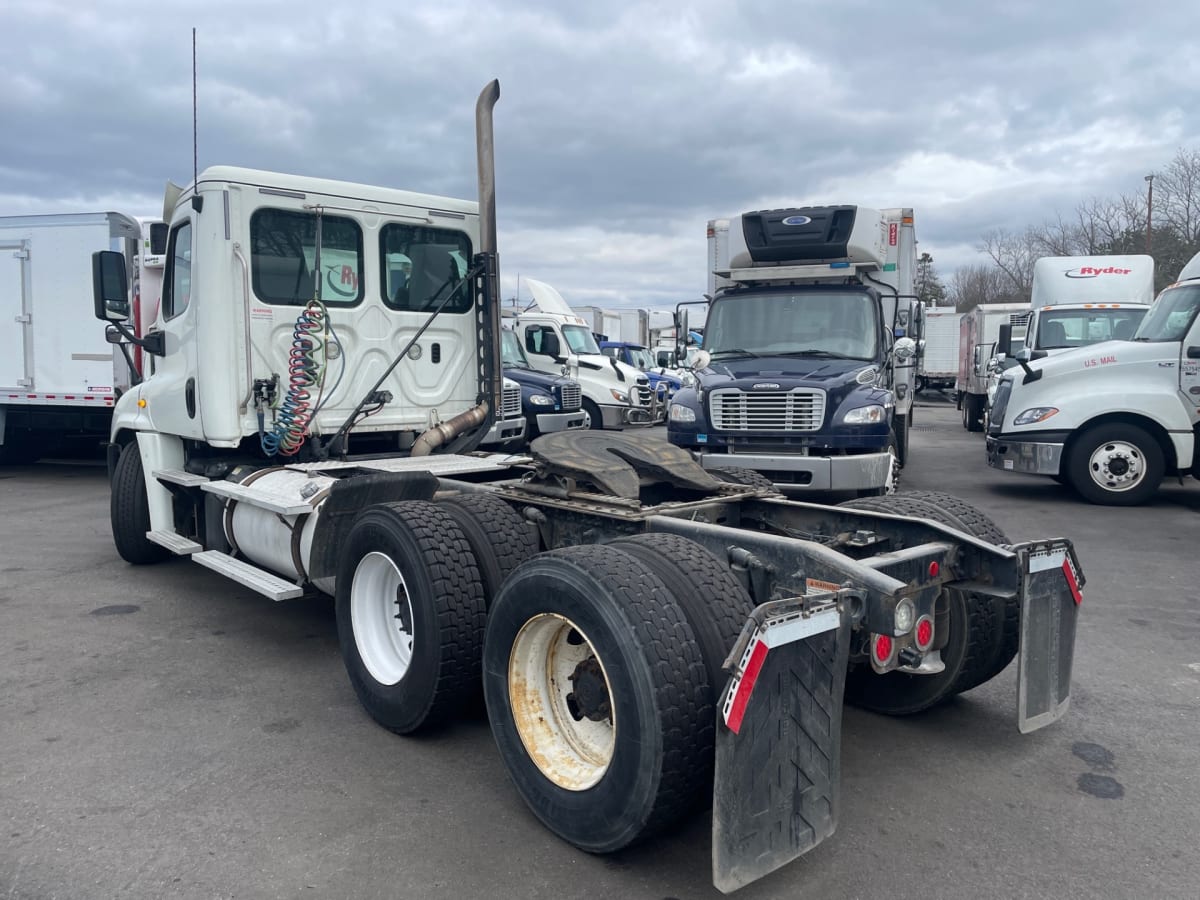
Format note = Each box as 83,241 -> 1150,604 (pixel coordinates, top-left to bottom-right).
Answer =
1013,407 -> 1059,426
670,404 -> 696,423
529,394 -> 555,406
841,405 -> 886,424
610,389 -> 629,403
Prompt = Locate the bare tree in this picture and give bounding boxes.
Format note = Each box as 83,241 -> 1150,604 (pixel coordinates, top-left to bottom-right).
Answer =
979,228 -> 1037,301
949,264 -> 1008,312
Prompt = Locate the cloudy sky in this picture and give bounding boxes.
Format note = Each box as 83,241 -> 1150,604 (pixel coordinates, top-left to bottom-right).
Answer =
1,0 -> 1196,309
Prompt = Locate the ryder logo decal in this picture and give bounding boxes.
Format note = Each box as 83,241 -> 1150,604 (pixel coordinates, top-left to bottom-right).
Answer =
1065,266 -> 1132,278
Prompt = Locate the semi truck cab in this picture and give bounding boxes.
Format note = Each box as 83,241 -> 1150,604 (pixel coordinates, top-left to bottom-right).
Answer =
667,206 -> 919,493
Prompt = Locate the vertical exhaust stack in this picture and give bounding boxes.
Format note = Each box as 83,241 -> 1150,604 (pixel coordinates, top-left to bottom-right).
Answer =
476,79 -> 503,440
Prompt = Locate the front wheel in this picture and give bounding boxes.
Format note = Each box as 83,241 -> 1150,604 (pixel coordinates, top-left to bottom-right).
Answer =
110,441 -> 170,565
483,545 -> 710,852
1065,423 -> 1164,506
581,398 -> 604,430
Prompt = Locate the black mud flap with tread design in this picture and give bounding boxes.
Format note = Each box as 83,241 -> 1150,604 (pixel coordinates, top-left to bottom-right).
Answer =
1015,540 -> 1083,734
711,596 -> 852,894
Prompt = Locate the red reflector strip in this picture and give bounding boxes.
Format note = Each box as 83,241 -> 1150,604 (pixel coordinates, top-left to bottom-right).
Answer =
724,639 -> 769,735
1062,558 -> 1082,605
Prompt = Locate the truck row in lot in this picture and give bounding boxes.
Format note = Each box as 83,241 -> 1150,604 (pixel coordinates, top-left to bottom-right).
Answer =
82,82 -> 1084,892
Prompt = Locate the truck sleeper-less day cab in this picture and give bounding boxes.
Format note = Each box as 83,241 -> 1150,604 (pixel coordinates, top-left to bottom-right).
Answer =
93,82 -> 1082,892
511,279 -> 663,429
988,253 -> 1200,505
668,207 -> 922,493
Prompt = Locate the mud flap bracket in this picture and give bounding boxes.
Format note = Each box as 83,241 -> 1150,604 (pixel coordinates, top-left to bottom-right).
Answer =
711,594 -> 852,893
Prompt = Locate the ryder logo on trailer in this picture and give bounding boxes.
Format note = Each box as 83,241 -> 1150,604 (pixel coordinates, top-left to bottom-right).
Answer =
1064,266 -> 1132,278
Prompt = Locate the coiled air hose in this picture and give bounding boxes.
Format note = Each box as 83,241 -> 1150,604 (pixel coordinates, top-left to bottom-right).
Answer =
260,300 -> 328,456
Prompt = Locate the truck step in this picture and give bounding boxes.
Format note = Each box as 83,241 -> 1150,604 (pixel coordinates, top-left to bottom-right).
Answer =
200,480 -> 314,516
152,468 -> 211,487
191,551 -> 305,601
145,530 -> 202,555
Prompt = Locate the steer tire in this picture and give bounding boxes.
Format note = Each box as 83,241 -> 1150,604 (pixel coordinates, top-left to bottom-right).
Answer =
484,545 -> 710,852
438,492 -> 539,609
335,501 -> 486,734
707,465 -> 777,493
582,398 -> 604,431
1065,422 -> 1164,507
837,494 -> 1013,711
964,394 -> 984,432
606,533 -> 754,697
110,441 -> 170,566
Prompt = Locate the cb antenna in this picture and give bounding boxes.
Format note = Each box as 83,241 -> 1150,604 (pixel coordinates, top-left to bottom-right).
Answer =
191,28 -> 202,212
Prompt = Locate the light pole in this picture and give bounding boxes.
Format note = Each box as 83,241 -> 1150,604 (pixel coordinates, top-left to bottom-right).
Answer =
1144,173 -> 1155,253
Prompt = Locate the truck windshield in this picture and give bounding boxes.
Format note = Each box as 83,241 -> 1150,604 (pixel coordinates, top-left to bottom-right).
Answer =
1133,285 -> 1200,342
562,325 -> 601,355
1034,308 -> 1148,349
501,330 -> 532,368
705,290 -> 878,361
624,347 -> 654,369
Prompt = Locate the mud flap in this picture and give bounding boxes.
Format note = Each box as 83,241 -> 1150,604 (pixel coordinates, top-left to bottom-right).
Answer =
711,596 -> 852,894
1016,541 -> 1083,734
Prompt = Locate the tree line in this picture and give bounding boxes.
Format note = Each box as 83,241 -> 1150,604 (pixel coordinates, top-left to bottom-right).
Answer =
914,147 -> 1200,311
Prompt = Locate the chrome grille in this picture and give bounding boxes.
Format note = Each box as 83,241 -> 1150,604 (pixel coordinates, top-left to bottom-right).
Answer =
631,385 -> 654,408
560,383 -> 581,410
709,388 -> 826,432
502,383 -> 522,418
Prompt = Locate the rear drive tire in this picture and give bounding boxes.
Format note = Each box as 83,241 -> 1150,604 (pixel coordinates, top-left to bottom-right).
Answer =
837,494 -> 1014,711
335,501 -> 486,734
606,533 -> 754,696
437,491 -> 539,609
483,545 -> 710,852
110,441 -> 170,565
1065,423 -> 1164,506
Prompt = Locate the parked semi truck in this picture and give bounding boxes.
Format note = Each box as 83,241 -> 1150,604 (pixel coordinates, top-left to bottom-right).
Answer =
499,328 -> 586,439
93,81 -> 1082,892
512,279 -> 663,429
956,303 -> 1030,432
0,212 -> 164,463
988,252 -> 1200,505
667,207 -> 924,493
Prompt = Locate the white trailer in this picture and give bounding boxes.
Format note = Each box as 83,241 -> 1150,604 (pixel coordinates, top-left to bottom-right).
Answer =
0,212 -> 149,463
917,308 -> 962,393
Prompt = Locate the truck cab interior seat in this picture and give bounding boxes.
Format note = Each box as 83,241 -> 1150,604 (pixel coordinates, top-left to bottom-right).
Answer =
1042,320 -> 1068,348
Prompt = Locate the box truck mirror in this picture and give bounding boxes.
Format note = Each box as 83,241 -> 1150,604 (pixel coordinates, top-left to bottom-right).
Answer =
92,250 -> 130,322
997,323 -> 1012,356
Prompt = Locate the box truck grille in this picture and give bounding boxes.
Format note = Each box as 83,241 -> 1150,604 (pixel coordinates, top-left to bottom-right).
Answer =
709,388 -> 826,432
502,383 -> 522,418
559,383 -> 581,410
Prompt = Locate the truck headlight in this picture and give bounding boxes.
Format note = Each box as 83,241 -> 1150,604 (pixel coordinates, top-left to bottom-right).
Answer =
610,389 -> 629,402
841,405 -> 886,424
529,394 -> 554,406
1013,407 -> 1058,425
669,404 -> 696,423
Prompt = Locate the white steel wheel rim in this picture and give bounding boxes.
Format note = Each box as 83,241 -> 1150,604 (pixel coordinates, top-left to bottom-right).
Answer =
351,551 -> 415,686
509,613 -> 616,791
1088,440 -> 1145,492
883,444 -> 900,494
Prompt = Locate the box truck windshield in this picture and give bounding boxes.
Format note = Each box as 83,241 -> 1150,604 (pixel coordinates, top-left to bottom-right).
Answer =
705,290 -> 878,361
1033,307 -> 1147,350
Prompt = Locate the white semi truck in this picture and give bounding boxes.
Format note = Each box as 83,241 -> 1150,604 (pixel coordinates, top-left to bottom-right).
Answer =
511,279 -> 663,429
0,212 -> 164,463
987,253 -> 1200,505
92,81 -> 1083,892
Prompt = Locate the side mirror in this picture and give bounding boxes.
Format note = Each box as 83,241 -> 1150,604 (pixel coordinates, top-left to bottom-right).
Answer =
1015,348 -> 1032,363
675,307 -> 689,367
541,331 -> 561,359
894,337 -> 917,361
92,250 -> 130,321
997,323 -> 1012,357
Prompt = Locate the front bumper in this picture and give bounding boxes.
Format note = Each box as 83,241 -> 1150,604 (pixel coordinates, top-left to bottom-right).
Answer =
694,450 -> 892,491
599,401 -> 665,429
535,410 -> 586,433
987,434 -> 1064,475
480,416 -> 527,446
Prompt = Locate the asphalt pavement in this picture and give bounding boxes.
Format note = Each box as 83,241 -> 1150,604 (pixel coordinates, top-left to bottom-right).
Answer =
1,404 -> 1198,899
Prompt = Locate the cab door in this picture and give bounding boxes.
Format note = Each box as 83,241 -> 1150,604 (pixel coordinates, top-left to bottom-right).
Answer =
140,218 -> 204,439
1181,312 -> 1200,423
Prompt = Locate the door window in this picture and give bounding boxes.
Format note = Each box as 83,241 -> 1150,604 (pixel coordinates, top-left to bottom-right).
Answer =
162,222 -> 192,320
